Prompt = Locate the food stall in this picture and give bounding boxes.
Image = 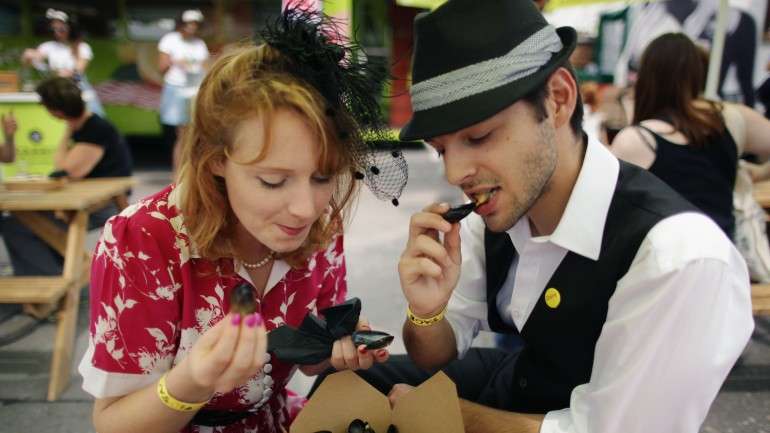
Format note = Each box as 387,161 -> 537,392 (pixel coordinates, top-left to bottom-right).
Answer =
0,92 -> 65,179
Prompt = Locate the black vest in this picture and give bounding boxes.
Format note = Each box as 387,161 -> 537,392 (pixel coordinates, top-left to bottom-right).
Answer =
479,161 -> 697,413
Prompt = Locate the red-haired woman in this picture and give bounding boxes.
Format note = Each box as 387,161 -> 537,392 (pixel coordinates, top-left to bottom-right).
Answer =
78,8 -> 404,433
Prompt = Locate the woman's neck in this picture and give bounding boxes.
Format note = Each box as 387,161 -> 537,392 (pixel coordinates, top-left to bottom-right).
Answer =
232,223 -> 270,263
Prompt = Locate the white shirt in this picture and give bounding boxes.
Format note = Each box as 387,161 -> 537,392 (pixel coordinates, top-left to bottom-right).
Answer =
445,136 -> 754,433
158,31 -> 209,87
36,40 -> 93,73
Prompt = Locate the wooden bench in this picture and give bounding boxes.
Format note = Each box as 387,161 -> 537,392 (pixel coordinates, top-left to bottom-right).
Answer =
0,177 -> 134,401
752,283 -> 770,315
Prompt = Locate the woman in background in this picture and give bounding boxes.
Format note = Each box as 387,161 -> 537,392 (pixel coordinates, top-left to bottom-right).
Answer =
611,32 -> 770,239
158,9 -> 210,174
21,8 -> 105,116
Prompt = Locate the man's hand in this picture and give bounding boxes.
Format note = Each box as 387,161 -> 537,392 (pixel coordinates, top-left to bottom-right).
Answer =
387,383 -> 415,408
398,203 -> 462,318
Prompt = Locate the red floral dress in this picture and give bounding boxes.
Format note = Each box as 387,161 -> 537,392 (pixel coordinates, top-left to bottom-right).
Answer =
78,185 -> 347,433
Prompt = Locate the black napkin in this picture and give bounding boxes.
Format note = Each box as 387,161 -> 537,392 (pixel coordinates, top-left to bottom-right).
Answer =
267,297 -> 361,365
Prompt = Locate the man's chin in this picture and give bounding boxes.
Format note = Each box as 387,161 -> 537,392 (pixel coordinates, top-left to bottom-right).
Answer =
482,213 -> 519,233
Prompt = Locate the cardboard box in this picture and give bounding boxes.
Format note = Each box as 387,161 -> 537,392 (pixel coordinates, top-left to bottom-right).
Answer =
291,371 -> 465,433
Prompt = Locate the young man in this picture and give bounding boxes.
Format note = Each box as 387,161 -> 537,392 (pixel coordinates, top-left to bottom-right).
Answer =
1,77 -> 132,277
363,1 -> 754,432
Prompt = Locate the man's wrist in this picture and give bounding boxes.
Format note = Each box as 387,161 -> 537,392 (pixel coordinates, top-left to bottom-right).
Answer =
407,303 -> 448,327
408,303 -> 447,319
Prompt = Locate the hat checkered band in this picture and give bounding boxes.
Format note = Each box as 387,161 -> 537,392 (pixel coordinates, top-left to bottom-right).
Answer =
410,25 -> 563,112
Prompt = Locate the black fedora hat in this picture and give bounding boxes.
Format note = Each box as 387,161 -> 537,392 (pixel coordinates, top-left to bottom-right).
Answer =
400,0 -> 577,141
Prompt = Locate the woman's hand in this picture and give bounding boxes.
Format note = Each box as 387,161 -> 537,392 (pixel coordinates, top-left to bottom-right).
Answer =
21,48 -> 42,65
2,112 -> 17,140
398,203 -> 462,318
178,312 -> 268,396
330,317 -> 389,371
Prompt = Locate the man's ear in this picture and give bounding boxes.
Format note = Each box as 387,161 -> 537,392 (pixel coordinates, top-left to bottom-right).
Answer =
546,67 -> 578,130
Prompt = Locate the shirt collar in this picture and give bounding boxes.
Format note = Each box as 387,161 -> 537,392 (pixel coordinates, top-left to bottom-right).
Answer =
508,135 -> 619,260
236,260 -> 290,297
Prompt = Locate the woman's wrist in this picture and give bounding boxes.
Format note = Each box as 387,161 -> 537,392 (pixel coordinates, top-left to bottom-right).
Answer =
164,360 -> 214,404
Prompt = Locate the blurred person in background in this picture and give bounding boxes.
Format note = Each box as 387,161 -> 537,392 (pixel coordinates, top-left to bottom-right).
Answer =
0,77 -> 131,278
21,8 -> 105,116
611,33 -> 770,240
158,9 -> 210,174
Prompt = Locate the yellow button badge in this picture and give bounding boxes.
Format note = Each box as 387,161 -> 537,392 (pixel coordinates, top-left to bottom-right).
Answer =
544,287 -> 561,309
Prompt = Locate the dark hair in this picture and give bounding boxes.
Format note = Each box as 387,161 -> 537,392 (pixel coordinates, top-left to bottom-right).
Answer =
633,33 -> 723,147
520,61 -> 584,137
36,77 -> 85,118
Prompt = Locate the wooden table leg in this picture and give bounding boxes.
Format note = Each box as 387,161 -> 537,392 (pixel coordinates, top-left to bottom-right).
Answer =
47,210 -> 88,401
14,211 -> 91,320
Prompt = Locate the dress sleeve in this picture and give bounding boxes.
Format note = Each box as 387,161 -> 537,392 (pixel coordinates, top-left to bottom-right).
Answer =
315,234 -> 347,311
78,208 -> 185,398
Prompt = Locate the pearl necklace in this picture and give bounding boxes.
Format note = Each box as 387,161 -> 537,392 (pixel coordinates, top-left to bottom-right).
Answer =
242,251 -> 275,270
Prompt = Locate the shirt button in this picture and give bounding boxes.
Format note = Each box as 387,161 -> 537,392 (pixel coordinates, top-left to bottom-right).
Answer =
519,377 -> 527,388
512,310 -> 521,319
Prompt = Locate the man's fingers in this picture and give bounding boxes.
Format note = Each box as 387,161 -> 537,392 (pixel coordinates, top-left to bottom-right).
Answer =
409,234 -> 452,265
408,211 -> 452,242
388,383 -> 414,407
399,256 -> 443,282
421,202 -> 450,214
444,223 -> 462,264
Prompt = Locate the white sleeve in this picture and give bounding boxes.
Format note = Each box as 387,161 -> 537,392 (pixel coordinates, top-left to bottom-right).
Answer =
541,213 -> 754,433
158,33 -> 175,54
445,214 -> 489,358
199,40 -> 210,60
36,41 -> 53,57
78,42 -> 94,60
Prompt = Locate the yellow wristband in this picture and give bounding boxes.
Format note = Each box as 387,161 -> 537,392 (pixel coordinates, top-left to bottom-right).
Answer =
407,304 -> 447,327
156,373 -> 209,412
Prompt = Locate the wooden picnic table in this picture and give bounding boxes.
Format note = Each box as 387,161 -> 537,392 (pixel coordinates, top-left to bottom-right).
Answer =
750,180 -> 770,315
0,177 -> 134,401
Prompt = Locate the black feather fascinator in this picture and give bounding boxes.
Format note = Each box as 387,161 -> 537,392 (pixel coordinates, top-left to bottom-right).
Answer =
260,4 -> 408,205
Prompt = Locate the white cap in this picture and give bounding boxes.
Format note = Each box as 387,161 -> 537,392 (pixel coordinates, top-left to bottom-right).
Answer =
181,9 -> 204,23
46,8 -> 69,23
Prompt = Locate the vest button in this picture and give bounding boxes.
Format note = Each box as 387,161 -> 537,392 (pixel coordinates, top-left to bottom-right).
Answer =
519,377 -> 527,388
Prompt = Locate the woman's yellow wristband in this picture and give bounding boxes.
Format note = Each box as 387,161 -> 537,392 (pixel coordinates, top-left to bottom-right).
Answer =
156,373 -> 209,412
407,304 -> 447,327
